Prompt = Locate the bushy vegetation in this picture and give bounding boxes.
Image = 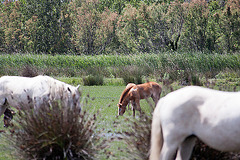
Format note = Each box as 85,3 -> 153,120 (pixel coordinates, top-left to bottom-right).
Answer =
83,74 -> 104,86
5,100 -> 110,160
0,0 -> 239,54
1,53 -> 240,82
113,111 -> 153,160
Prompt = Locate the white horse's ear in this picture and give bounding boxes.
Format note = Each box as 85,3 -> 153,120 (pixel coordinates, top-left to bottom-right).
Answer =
67,87 -> 71,93
76,85 -> 80,90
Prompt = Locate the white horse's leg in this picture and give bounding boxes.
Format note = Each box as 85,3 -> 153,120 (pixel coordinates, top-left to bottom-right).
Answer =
176,136 -> 196,160
160,142 -> 178,160
160,129 -> 185,160
0,98 -> 7,116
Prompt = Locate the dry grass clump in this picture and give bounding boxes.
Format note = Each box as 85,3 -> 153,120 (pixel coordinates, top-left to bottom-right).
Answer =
6,100 -> 106,160
113,108 -> 153,160
20,65 -> 39,77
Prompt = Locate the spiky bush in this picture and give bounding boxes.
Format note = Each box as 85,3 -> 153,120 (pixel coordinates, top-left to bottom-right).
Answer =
6,100 -> 106,160
119,112 -> 152,160
83,74 -> 104,86
20,65 -> 39,77
113,104 -> 154,160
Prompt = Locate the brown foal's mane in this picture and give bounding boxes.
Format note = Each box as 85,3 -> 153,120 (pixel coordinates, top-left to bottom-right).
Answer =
119,85 -> 135,103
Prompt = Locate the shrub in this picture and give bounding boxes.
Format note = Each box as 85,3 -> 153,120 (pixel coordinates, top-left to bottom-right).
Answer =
120,66 -> 143,85
6,100 -> 106,160
83,74 -> 104,86
113,111 -> 152,160
20,65 -> 38,77
113,98 -> 154,160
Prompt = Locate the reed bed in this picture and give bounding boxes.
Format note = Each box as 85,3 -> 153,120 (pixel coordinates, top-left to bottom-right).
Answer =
0,53 -> 239,79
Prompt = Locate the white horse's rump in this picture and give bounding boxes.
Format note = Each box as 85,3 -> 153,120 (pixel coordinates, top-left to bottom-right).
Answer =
0,75 -> 81,118
150,86 -> 240,160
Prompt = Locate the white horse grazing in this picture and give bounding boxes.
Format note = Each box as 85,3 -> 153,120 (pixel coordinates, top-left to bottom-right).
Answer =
150,86 -> 240,160
0,75 -> 81,126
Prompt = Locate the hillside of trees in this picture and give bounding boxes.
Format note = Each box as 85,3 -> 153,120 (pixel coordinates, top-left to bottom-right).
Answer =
0,0 -> 239,54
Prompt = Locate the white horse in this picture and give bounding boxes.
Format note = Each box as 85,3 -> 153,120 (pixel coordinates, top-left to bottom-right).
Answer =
150,86 -> 240,160
0,75 -> 81,126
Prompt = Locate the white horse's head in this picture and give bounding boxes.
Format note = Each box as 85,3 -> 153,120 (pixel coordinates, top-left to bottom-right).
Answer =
66,85 -> 81,112
63,85 -> 81,112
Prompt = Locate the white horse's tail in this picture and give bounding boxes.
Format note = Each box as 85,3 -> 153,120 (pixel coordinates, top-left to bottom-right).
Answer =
150,99 -> 164,160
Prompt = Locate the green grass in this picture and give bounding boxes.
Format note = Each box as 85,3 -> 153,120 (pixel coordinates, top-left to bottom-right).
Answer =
0,77 -> 240,159
0,85 -> 146,160
0,122 -> 15,160
1,52 -> 240,78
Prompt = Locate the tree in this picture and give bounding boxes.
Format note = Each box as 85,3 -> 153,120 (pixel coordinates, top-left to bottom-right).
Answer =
116,3 -> 154,53
219,0 -> 240,52
0,0 -> 23,53
165,0 -> 186,50
71,0 -> 118,55
20,0 -> 72,54
181,0 -> 209,51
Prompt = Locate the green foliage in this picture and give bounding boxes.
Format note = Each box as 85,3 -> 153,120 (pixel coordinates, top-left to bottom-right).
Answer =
0,53 -> 240,80
181,0 -> 209,51
0,0 -> 239,54
21,0 -> 72,53
117,3 -> 151,53
70,0 -> 118,55
165,0 -> 186,50
83,74 -> 104,86
0,1 -> 23,53
219,0 -> 240,52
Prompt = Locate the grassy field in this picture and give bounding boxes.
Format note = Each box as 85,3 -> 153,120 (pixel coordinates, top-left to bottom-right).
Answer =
0,84 -> 157,160
0,75 -> 240,159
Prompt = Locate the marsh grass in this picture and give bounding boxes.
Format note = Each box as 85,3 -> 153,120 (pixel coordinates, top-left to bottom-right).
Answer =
1,53 -> 240,80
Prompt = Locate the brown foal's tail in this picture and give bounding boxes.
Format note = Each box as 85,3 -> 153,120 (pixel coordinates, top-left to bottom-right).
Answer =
149,100 -> 164,160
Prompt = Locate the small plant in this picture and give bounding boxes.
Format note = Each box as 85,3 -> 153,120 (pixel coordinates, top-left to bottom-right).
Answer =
120,66 -> 143,85
20,65 -> 38,77
6,100 -> 106,160
121,112 -> 152,160
83,74 -> 104,86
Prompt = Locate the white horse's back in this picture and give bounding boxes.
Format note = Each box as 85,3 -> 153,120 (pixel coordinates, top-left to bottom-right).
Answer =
0,75 -> 81,116
150,86 -> 240,160
1,76 -> 47,106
